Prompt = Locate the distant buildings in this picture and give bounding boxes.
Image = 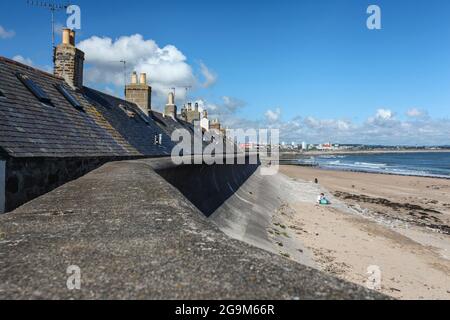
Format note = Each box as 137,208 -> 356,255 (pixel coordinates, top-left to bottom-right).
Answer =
302,142 -> 308,151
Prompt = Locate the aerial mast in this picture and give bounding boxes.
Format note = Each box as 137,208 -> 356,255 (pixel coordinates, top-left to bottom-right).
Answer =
27,1 -> 69,53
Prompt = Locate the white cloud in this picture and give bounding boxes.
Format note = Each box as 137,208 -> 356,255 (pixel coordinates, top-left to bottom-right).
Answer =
12,55 -> 53,73
222,96 -> 245,113
0,25 -> 15,39
209,107 -> 450,146
375,108 -> 394,120
78,34 -> 214,106
192,96 -> 245,116
406,108 -> 428,118
265,108 -> 282,122
200,62 -> 217,88
13,55 -> 33,66
274,109 -> 450,146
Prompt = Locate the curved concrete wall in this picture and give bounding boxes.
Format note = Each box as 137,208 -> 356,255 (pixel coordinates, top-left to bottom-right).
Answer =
154,159 -> 260,217
153,158 -> 315,267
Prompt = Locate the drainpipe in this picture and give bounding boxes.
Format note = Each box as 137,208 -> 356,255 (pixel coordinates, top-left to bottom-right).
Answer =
0,160 -> 5,214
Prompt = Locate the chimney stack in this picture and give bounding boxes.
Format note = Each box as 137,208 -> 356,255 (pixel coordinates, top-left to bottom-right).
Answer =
54,29 -> 85,89
164,92 -> 177,119
125,71 -> 152,115
185,101 -> 201,124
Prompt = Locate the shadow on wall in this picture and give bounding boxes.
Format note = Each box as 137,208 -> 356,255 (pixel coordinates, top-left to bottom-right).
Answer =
155,159 -> 260,217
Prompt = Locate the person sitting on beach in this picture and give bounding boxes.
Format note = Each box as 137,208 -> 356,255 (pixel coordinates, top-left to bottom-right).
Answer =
317,193 -> 330,205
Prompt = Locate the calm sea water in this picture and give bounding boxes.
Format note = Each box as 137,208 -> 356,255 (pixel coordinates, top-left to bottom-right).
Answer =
296,152 -> 450,178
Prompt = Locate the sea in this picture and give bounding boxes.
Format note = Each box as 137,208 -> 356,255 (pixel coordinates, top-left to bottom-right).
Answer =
293,152 -> 450,179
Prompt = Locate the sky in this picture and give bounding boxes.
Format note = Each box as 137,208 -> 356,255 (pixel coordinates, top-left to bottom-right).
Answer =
1,0 -> 450,145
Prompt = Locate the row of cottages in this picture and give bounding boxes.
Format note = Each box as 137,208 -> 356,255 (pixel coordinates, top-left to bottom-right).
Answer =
0,29 -> 228,214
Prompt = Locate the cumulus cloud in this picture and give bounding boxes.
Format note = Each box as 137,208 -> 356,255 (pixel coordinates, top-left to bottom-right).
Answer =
202,106 -> 450,146
273,109 -> 450,146
375,108 -> 394,120
265,108 -> 282,122
0,25 -> 15,39
13,55 -> 33,66
195,96 -> 246,117
77,34 -> 218,106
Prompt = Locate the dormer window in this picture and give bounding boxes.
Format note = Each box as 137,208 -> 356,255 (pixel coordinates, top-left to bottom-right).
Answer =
16,73 -> 53,106
55,84 -> 83,111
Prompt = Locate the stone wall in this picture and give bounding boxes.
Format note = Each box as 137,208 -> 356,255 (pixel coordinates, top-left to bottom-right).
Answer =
4,156 -> 139,213
0,160 -> 5,214
54,44 -> 85,88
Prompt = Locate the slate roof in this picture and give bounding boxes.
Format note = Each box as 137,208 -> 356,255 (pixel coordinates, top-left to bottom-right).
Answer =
82,87 -> 175,156
0,57 -> 174,158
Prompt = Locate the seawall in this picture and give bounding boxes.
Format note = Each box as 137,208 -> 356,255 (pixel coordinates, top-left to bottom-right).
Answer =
0,159 -> 387,299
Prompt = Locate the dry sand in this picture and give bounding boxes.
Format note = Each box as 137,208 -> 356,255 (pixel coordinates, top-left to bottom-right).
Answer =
277,165 -> 450,300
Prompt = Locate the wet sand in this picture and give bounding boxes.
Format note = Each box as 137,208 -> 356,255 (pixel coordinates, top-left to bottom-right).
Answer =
278,166 -> 450,300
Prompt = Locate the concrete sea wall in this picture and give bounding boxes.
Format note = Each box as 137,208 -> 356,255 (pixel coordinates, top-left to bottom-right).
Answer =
0,159 -> 386,299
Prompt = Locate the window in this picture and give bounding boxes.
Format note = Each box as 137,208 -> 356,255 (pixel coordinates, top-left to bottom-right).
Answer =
16,73 -> 52,105
0,89 -> 5,98
55,84 -> 83,110
154,134 -> 163,146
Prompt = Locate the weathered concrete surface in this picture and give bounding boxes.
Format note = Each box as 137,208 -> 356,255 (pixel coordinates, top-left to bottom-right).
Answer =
210,167 -> 316,268
0,160 -> 387,299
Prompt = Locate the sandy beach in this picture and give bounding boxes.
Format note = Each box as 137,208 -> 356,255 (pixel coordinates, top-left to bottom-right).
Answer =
277,165 -> 450,300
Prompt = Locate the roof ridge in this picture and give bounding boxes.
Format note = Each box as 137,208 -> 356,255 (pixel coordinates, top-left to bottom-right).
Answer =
0,56 -> 62,81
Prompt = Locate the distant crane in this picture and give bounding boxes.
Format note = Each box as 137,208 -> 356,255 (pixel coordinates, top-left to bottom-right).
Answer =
27,1 -> 69,52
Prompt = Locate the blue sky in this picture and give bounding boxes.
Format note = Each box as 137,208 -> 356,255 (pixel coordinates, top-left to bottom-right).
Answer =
1,0 -> 450,145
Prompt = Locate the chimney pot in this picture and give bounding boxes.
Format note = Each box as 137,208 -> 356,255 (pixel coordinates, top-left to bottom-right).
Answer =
139,73 -> 147,85
69,30 -> 75,45
62,29 -> 71,45
131,72 -> 138,84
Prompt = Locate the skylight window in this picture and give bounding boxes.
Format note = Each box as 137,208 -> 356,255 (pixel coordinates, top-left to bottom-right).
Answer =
0,89 -> 5,98
16,73 -> 52,105
55,84 -> 83,110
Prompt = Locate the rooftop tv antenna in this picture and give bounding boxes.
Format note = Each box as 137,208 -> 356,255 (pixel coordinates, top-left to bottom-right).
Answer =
119,60 -> 127,96
183,85 -> 192,100
27,1 -> 69,51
